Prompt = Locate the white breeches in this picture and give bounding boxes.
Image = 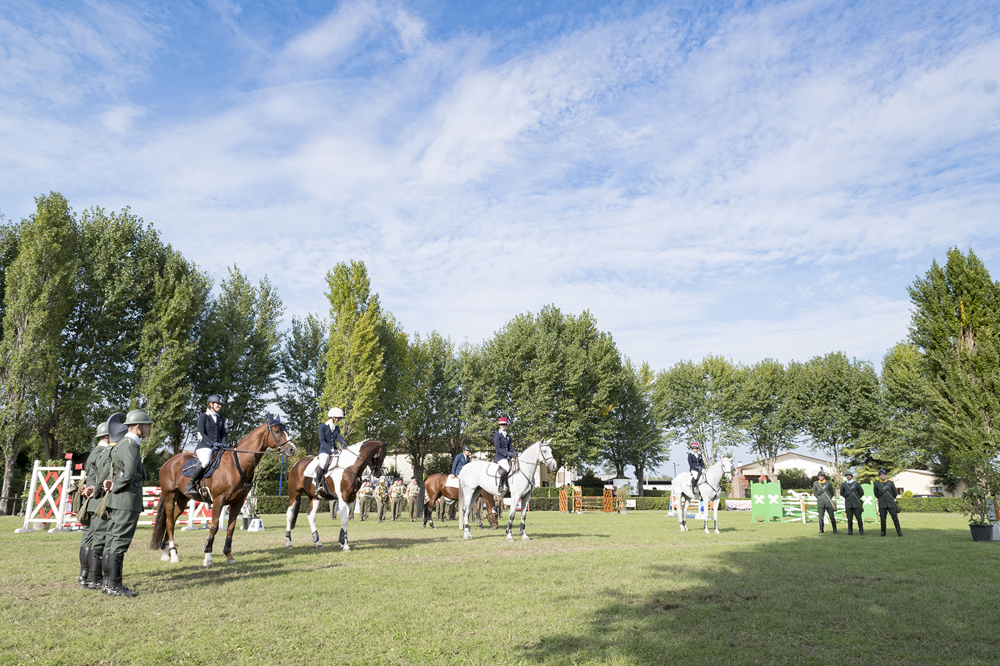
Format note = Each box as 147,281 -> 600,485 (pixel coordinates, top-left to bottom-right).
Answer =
196,448 -> 212,466
317,453 -> 330,470
498,459 -> 510,472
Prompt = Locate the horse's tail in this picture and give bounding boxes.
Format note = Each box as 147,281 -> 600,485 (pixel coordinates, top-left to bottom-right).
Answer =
149,493 -> 168,550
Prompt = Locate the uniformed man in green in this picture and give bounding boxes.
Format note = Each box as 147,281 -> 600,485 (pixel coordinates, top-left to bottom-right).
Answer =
83,412 -> 127,591
99,408 -> 152,597
873,468 -> 902,537
77,421 -> 110,587
839,469 -> 865,535
812,468 -> 837,534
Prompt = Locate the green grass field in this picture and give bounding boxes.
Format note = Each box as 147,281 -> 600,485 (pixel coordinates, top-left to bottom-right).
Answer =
0,510 -> 996,666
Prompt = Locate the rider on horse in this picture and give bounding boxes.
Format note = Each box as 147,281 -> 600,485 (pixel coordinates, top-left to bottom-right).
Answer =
688,441 -> 705,496
452,444 -> 472,477
493,417 -> 517,496
315,407 -> 347,495
186,394 -> 227,497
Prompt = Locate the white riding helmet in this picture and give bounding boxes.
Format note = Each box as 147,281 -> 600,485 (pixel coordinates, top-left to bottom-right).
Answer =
328,407 -> 345,419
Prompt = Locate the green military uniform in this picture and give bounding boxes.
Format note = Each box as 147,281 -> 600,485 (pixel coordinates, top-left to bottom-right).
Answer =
812,475 -> 837,533
101,416 -> 149,597
839,473 -> 865,535
874,472 -> 902,536
406,479 -> 419,521
375,480 -> 388,522
390,481 -> 405,521
357,483 -> 373,521
80,443 -> 113,588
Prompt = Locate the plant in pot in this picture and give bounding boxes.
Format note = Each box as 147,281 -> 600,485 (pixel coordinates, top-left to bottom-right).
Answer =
959,469 -> 997,542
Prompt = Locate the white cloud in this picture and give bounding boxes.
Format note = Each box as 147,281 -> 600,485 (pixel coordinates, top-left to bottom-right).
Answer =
2,1 -> 999,372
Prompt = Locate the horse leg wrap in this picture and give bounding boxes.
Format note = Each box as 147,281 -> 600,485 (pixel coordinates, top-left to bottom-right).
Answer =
338,528 -> 347,546
223,538 -> 232,556
204,537 -> 215,554
312,530 -> 320,543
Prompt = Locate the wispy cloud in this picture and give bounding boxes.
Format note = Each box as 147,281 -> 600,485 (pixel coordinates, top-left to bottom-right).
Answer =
2,0 -> 999,373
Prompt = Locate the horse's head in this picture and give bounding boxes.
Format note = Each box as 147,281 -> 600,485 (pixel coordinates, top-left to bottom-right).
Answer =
265,414 -> 296,456
721,457 -> 734,477
539,439 -> 558,473
366,440 -> 388,478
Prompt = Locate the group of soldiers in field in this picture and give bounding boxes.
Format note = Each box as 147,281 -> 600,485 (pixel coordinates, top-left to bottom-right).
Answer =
353,477 -> 423,522
76,409 -> 155,598
811,467 -> 903,537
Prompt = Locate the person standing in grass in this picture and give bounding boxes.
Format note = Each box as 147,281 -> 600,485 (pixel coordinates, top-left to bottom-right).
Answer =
357,480 -> 373,521
99,409 -> 152,597
77,419 -> 113,588
375,477 -> 389,523
390,479 -> 405,520
406,476 -> 419,521
813,469 -> 837,534
874,468 -> 902,537
839,469 -> 865,535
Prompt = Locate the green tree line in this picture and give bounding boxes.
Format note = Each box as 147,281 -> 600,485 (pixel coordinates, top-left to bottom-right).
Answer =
1,194 -> 995,515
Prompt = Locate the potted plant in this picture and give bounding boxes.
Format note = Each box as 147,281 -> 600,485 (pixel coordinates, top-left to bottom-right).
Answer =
961,480 -> 995,542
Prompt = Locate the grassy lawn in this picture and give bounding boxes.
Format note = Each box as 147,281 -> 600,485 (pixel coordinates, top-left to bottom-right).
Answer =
0,510 -> 996,665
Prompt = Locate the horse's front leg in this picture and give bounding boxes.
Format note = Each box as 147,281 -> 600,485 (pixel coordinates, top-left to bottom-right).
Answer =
163,495 -> 185,563
678,497 -> 688,532
461,487 -> 474,540
223,499 -> 244,564
505,496 -> 517,542
713,499 -> 720,534
307,498 -> 323,548
338,499 -> 350,551
423,499 -> 435,529
203,502 -> 223,567
519,496 -> 530,541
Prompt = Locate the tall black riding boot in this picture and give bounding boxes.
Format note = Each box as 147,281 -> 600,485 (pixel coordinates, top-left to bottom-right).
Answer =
315,469 -> 326,496
106,553 -> 138,597
819,516 -> 825,533
86,548 -> 104,590
100,551 -> 113,592
498,469 -> 508,496
185,461 -> 206,496
78,545 -> 91,586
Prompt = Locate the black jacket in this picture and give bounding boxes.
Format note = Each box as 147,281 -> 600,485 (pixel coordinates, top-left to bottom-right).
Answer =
318,422 -> 347,456
493,431 -> 516,462
196,413 -> 227,450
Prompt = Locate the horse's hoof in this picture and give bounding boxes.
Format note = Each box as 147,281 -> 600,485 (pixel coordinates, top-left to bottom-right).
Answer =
203,555 -> 213,567
316,543 -> 324,549
285,543 -> 293,550
160,551 -> 170,562
463,532 -> 472,541
506,535 -> 514,542
341,543 -> 350,552
226,557 -> 236,564
522,534 -> 530,541
170,553 -> 180,564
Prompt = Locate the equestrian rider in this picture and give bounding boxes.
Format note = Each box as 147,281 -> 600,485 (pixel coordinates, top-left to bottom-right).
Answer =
688,442 -> 705,495
493,416 -> 517,495
452,444 -> 472,477
99,408 -> 152,597
316,407 -> 347,495
186,394 -> 227,496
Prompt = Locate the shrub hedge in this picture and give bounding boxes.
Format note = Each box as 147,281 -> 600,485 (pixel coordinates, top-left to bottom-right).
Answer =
896,497 -> 964,513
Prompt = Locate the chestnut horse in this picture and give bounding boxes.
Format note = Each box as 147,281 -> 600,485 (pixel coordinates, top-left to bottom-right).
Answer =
150,416 -> 296,566
422,473 -> 498,530
284,439 -> 387,551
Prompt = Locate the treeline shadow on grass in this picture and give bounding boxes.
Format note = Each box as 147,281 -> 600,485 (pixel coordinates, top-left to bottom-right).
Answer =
521,527 -> 1000,666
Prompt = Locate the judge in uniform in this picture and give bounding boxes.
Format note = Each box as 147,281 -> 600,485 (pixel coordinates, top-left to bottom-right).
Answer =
874,468 -> 902,537
839,469 -> 865,535
77,420 -> 111,587
99,409 -> 152,597
812,469 -> 837,534
493,417 -> 517,495
316,407 -> 347,495
186,394 -> 227,496
84,413 -> 127,591
406,476 -> 420,521
357,480 -> 374,521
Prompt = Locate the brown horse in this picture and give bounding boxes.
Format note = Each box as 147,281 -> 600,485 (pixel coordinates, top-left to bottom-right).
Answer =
423,473 -> 498,530
150,416 -> 295,566
284,439 -> 387,551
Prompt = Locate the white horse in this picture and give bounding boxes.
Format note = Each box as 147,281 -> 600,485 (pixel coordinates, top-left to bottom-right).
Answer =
458,439 -> 558,541
671,457 -> 733,534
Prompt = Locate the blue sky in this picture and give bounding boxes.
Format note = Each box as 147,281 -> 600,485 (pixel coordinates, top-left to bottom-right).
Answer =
3,0 -> 1000,473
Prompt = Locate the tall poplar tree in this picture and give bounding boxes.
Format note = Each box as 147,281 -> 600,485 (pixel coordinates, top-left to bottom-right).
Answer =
276,314 -> 328,455
0,193 -> 79,513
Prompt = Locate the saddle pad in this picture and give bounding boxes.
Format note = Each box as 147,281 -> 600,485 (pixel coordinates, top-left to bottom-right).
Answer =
304,456 -> 339,478
181,448 -> 225,479
445,474 -> 460,490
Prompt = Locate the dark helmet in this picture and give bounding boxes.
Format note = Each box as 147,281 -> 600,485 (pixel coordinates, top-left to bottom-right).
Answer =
93,421 -> 109,441
207,394 -> 224,406
844,469 -> 854,478
878,467 -> 887,476
106,412 -> 128,443
125,408 -> 153,426
463,444 -> 471,453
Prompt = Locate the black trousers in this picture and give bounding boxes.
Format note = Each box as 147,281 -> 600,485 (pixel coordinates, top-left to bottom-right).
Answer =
879,506 -> 901,534
818,505 -> 836,531
845,507 -> 863,532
